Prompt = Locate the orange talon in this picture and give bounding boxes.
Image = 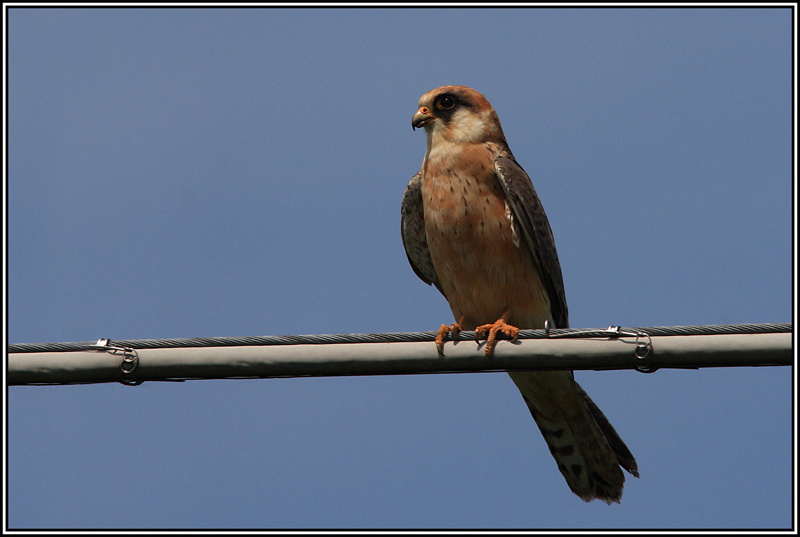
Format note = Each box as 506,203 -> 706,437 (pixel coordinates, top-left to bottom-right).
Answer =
474,318 -> 520,357
435,316 -> 465,354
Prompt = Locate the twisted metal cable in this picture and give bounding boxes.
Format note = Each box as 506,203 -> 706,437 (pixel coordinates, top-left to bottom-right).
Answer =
7,322 -> 792,354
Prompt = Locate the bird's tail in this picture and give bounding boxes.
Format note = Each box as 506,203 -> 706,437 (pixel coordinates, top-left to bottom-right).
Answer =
507,370 -> 639,503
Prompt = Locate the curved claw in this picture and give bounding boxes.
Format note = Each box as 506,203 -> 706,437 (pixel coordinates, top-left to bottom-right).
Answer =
474,318 -> 520,357
434,316 -> 465,355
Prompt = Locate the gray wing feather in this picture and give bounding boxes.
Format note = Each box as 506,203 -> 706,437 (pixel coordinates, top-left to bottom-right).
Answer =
401,173 -> 444,295
495,155 -> 569,329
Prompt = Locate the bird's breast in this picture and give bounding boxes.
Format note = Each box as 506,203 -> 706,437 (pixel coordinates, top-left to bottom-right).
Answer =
421,144 -> 508,244
420,143 -> 550,329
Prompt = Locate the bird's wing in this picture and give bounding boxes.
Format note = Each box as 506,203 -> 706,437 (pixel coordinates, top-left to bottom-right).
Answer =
495,154 -> 569,328
401,172 -> 444,295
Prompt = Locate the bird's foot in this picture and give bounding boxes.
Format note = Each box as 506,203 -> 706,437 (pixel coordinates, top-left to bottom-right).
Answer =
435,316 -> 465,354
474,318 -> 520,357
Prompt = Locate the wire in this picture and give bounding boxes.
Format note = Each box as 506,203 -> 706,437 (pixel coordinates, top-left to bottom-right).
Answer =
8,322 -> 792,353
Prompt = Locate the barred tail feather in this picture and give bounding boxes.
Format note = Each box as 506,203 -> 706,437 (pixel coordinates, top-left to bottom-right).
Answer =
576,383 -> 639,479
507,370 -> 638,503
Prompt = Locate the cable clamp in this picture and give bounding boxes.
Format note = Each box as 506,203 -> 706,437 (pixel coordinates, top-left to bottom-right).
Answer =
544,325 -> 656,373
603,326 -> 655,373
91,338 -> 141,385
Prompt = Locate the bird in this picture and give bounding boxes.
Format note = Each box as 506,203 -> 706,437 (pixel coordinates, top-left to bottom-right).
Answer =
401,85 -> 638,503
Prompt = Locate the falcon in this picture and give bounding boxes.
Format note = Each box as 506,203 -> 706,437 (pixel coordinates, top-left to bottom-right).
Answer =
401,85 -> 638,503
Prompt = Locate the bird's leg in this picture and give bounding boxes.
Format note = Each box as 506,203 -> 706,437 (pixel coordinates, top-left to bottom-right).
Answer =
474,315 -> 520,357
435,315 -> 465,354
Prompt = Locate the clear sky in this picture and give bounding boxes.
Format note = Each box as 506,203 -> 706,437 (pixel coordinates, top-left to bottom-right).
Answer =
6,6 -> 794,530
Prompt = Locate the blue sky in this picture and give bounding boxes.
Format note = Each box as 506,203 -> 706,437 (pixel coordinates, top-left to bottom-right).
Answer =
6,7 -> 794,530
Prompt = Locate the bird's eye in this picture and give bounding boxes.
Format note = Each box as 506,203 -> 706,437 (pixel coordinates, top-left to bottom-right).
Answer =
437,96 -> 456,110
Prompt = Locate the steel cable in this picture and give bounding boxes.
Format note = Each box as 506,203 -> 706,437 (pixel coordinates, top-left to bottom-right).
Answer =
8,322 -> 792,354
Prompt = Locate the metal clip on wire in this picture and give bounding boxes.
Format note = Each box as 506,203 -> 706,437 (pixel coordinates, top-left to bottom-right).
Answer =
544,324 -> 656,373
91,338 -> 141,385
604,326 -> 656,373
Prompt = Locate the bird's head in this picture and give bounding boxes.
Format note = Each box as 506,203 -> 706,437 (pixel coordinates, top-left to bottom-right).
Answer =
412,85 -> 507,146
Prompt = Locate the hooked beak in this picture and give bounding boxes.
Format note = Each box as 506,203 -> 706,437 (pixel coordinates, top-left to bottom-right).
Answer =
412,107 -> 435,130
